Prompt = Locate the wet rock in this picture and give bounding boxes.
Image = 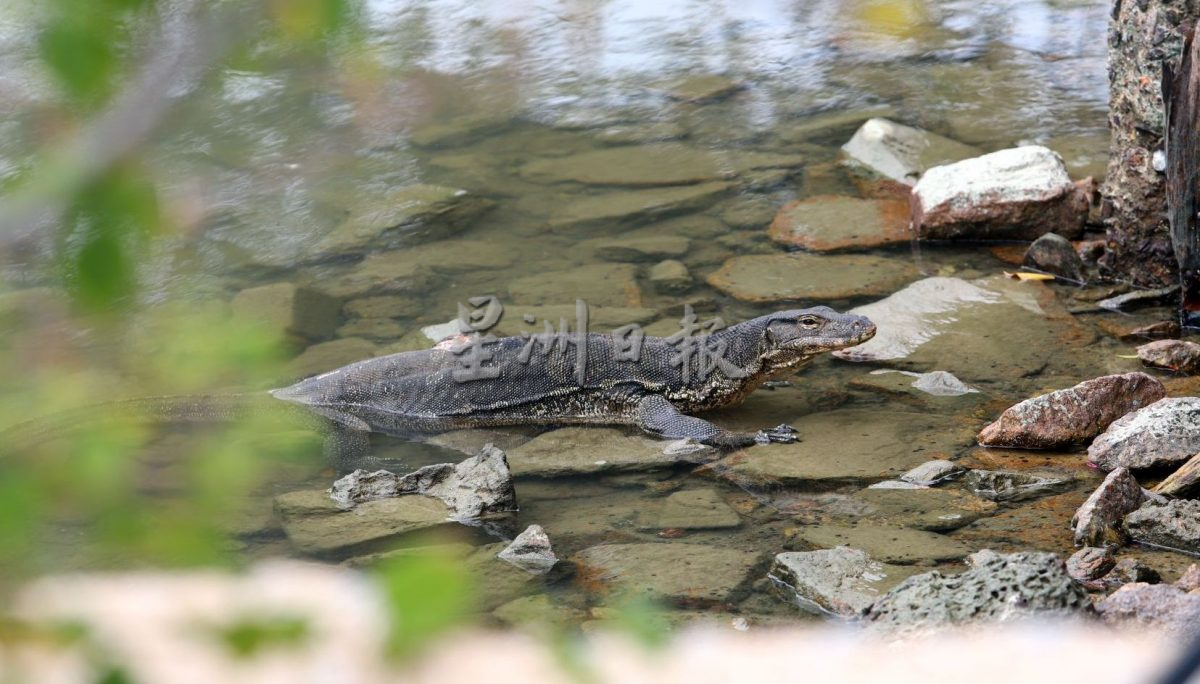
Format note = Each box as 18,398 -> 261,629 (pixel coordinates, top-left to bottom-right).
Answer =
1096,284 -> 1180,312
1088,397 -> 1200,471
706,253 -> 919,303
314,254 -> 437,300
912,146 -> 1087,241
508,263 -> 641,308
719,197 -> 778,229
506,427 -> 705,478
1071,467 -> 1144,547
849,371 -> 981,405
1096,583 -> 1200,638
768,547 -> 919,617
908,371 -> 977,396
1099,319 -> 1181,342
315,185 -> 495,256
841,118 -> 980,185
492,594 -> 585,628
274,489 -> 454,556
497,524 -> 558,575
962,469 -> 1073,503
409,113 -> 510,148
1023,233 -> 1084,281
1066,546 -> 1115,584
588,235 -> 690,262
336,317 -> 405,340
549,182 -> 730,229
867,480 -> 927,490
767,196 -> 911,252
1104,558 -> 1162,588
466,542 -> 546,611
521,143 -> 800,188
900,460 -> 964,486
776,105 -> 898,145
595,121 -> 687,145
288,337 -> 378,379
1137,339 -> 1200,374
638,489 -> 741,531
707,409 -> 970,487
572,542 -> 762,606
328,444 -> 516,519
786,524 -> 971,565
863,551 -> 1092,634
1177,564 -> 1200,591
1155,452 -> 1200,497
658,74 -> 744,103
1124,499 -> 1200,554
343,295 -> 421,320
852,487 -> 997,532
648,260 -> 692,294
231,282 -> 340,342
976,373 -> 1166,449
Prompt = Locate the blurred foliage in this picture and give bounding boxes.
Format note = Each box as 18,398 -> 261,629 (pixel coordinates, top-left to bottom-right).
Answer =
373,546 -> 476,661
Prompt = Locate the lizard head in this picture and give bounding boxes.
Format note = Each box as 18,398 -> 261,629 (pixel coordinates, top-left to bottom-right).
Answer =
760,306 -> 876,361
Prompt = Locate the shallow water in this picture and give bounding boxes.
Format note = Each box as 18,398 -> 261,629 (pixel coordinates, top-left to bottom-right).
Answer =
4,0 -> 1187,628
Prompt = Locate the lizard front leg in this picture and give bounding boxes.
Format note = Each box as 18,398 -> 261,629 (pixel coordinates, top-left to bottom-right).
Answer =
634,395 -> 797,448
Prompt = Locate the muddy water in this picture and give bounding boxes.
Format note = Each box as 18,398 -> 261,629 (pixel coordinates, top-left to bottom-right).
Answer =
6,0 -> 1188,627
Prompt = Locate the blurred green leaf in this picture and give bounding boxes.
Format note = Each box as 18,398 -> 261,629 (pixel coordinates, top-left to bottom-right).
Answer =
219,617 -> 310,658
39,21 -> 116,106
374,547 -> 476,660
606,594 -> 670,650
269,0 -> 351,42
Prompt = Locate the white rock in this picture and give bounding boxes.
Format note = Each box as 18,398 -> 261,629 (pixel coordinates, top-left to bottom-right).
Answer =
841,117 -> 979,184
1088,397 -> 1200,471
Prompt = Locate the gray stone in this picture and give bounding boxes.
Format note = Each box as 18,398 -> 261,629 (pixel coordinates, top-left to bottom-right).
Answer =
315,185 -> 495,256
313,254 -> 437,300
962,469 -> 1073,503
274,489 -> 454,556
851,487 -> 997,533
719,197 -> 778,229
768,547 -> 919,617
231,282 -> 340,342
1024,233 -> 1084,281
521,144 -> 728,187
548,183 -> 730,229
1066,546 -> 1115,584
841,117 -> 980,184
1137,339 -> 1200,374
497,524 -> 558,575
648,260 -> 692,293
409,114 -> 510,148
787,524 -> 972,565
506,427 -> 704,478
1071,467 -> 1144,547
1124,499 -> 1200,554
588,235 -> 690,262
776,105 -> 898,145
863,550 -> 1092,634
1097,583 -> 1200,638
638,489 -> 741,530
288,337 -> 378,379
343,295 -> 422,320
977,373 -> 1166,449
767,196 -> 912,252
1103,558 -> 1163,588
1088,398 -> 1200,471
912,146 -> 1087,241
508,263 -> 642,308
328,444 -> 516,520
706,253 -> 919,302
572,542 -> 761,606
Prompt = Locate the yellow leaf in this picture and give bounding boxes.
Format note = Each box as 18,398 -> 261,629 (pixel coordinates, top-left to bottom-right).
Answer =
1003,271 -> 1056,281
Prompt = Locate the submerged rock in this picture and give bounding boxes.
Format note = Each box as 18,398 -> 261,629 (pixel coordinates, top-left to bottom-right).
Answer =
1071,467 -> 1144,547
572,542 -> 762,606
1066,546 -> 1116,585
231,282 -> 340,342
767,196 -> 911,252
658,74 -> 745,103
1097,582 -> 1200,638
638,488 -> 741,530
289,337 -> 379,379
962,469 -> 1073,503
521,143 -> 801,187
508,263 -> 642,308
852,487 -> 997,532
548,182 -> 730,229
1023,232 -> 1085,281
706,253 -> 919,302
841,118 -> 980,184
588,235 -> 690,262
328,444 -> 516,520
900,460 -> 964,486
1137,339 -> 1200,374
768,547 -> 918,617
315,185 -> 495,257
648,259 -> 693,293
976,373 -> 1165,449
274,489 -> 454,556
1088,397 -> 1200,471
863,550 -> 1092,634
506,427 -> 707,478
497,524 -> 558,575
786,524 -> 971,565
1124,499 -> 1200,555
912,146 -> 1087,241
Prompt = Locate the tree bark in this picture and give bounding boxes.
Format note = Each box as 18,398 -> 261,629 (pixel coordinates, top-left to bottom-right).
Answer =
1166,27 -> 1200,323
1100,0 -> 1197,287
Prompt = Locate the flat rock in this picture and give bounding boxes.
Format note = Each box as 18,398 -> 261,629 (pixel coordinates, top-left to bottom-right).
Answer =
767,196 -> 912,252
707,409 -> 971,487
1071,467 -> 1144,547
768,547 -> 920,617
706,253 -> 919,302
288,337 -> 378,379
863,550 -> 1092,634
343,295 -> 422,320
315,185 -> 495,257
506,427 -> 701,478
231,282 -> 340,342
336,317 -> 406,340
962,468 -> 1074,503
787,524 -> 971,565
900,460 -> 964,486
912,146 -> 1087,241
648,260 -> 692,293
1125,499 -> 1200,554
1066,546 -> 1116,584
638,489 -> 741,530
1138,339 -> 1200,374
508,263 -> 641,308
841,117 -> 980,184
497,524 -> 558,575
409,114 -> 510,148
1088,397 -> 1200,471
587,235 -> 691,262
313,254 -> 438,300
719,196 -> 778,229
595,121 -> 688,145
658,74 -> 744,103
1097,582 -> 1200,638
549,183 -> 730,229
776,105 -> 898,145
572,542 -> 762,606
521,144 -> 802,188
274,489 -> 454,557
977,373 -> 1165,449
1024,233 -> 1084,281
851,487 -> 997,532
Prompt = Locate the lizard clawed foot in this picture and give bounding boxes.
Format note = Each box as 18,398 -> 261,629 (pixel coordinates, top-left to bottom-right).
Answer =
754,424 -> 799,445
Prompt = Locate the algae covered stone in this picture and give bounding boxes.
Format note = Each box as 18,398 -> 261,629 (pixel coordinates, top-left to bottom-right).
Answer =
315,185 -> 494,256
706,253 -> 919,302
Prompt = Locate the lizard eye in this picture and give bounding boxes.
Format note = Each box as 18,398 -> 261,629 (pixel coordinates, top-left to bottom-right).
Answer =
798,315 -> 822,328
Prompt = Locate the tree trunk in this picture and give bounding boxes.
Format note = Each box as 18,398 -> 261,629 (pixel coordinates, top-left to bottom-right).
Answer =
1100,0 -> 1197,287
1167,27 -> 1200,324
